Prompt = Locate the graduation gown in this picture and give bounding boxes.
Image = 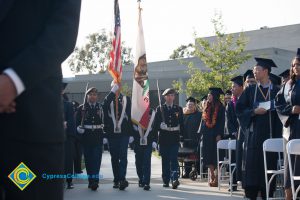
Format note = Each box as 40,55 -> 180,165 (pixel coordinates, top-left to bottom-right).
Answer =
199,103 -> 225,167
275,80 -> 300,187
236,83 -> 282,189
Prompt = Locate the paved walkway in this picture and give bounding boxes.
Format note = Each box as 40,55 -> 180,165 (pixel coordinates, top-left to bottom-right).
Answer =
64,149 -> 244,200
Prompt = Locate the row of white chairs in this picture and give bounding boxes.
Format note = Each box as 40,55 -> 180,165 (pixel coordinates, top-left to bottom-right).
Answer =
216,138 -> 300,199
263,138 -> 300,200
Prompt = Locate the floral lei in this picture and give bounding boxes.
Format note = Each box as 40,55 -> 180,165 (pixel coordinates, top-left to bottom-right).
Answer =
202,101 -> 220,128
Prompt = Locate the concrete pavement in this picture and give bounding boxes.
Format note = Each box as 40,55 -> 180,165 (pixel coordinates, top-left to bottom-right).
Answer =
64,149 -> 244,200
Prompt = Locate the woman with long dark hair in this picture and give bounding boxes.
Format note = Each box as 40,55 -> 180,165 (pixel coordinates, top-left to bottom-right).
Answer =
276,49 -> 300,200
198,88 -> 225,187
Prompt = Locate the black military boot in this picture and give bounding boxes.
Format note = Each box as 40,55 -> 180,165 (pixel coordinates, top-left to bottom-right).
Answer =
67,182 -> 74,189
119,180 -> 129,190
172,180 -> 180,189
143,185 -> 151,191
113,182 -> 119,189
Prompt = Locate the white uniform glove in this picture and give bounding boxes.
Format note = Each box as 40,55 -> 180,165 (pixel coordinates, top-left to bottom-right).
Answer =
63,121 -> 67,130
129,136 -> 134,144
111,82 -> 119,93
152,142 -> 157,149
77,126 -> 85,134
133,125 -> 138,131
103,138 -> 108,144
160,122 -> 167,130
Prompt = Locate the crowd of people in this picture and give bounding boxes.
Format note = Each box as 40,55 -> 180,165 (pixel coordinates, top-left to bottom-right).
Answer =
61,50 -> 300,200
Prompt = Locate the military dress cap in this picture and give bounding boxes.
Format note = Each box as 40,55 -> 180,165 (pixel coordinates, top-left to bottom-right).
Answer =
86,87 -> 98,95
208,87 -> 225,95
243,69 -> 254,82
254,57 -> 278,71
269,73 -> 281,86
162,88 -> 176,96
231,75 -> 244,86
278,69 -> 290,78
186,96 -> 200,104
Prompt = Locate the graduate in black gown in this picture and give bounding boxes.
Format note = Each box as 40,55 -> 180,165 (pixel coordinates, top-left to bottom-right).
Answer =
198,88 -> 225,187
225,75 -> 244,191
236,58 -> 282,200
275,50 -> 300,200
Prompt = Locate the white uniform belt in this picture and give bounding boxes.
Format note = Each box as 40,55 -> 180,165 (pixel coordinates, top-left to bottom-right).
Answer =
84,125 -> 104,129
162,125 -> 180,132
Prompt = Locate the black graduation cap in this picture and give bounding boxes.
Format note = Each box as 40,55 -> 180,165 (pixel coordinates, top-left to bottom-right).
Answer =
201,95 -> 207,101
186,96 -> 200,104
243,69 -> 254,82
278,69 -> 290,78
231,75 -> 244,86
269,73 -> 281,86
62,82 -> 68,90
255,57 -> 278,71
86,87 -> 97,95
225,90 -> 232,95
162,88 -> 176,96
297,48 -> 300,57
208,87 -> 225,95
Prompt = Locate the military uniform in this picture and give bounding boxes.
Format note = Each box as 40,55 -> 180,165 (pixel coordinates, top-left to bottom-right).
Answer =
76,90 -> 105,191
154,88 -> 184,189
133,109 -> 158,190
103,91 -> 134,190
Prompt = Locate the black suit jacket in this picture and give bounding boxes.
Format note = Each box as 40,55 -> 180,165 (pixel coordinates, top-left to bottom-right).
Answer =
0,0 -> 81,143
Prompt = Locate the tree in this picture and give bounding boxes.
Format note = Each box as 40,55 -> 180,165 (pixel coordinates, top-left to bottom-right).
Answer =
169,43 -> 195,59
68,29 -> 133,74
173,13 -> 251,99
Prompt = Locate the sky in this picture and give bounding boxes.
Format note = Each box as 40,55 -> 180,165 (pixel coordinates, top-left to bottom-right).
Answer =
62,0 -> 300,77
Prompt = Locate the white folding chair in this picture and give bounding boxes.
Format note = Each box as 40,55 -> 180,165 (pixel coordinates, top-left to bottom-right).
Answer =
217,139 -> 230,190
287,139 -> 300,200
228,139 -> 237,196
263,138 -> 284,200
199,141 -> 208,181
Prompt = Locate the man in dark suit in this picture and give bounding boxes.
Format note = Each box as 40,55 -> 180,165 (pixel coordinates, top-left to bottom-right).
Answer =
0,1 -> 81,200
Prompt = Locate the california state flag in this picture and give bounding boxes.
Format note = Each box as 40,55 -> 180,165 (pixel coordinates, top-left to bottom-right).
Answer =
131,4 -> 150,129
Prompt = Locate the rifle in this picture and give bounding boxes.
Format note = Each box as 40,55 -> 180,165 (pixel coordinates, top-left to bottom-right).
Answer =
156,80 -> 165,123
80,82 -> 90,127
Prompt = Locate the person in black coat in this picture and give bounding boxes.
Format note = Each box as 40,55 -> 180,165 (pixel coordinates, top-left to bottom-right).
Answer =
275,50 -> 300,200
0,1 -> 81,199
198,87 -> 225,187
62,83 -> 76,189
182,97 -> 201,178
236,58 -> 282,200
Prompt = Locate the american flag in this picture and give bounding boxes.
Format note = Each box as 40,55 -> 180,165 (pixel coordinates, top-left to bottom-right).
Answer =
109,0 -> 122,83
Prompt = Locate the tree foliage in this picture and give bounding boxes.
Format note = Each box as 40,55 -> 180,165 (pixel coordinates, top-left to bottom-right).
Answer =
169,43 -> 195,59
68,29 -> 133,74
173,13 -> 251,99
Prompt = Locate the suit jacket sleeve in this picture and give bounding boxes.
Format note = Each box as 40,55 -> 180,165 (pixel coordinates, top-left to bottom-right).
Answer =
8,0 -> 81,90
236,86 -> 255,132
226,102 -> 237,135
